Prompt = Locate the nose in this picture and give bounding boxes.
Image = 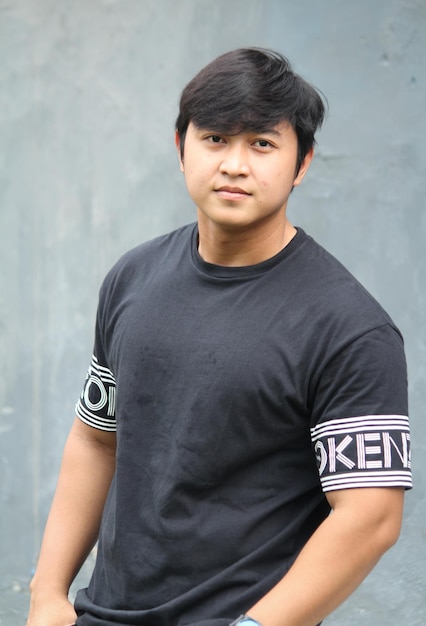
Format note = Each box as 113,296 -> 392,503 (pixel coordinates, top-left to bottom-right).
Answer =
219,143 -> 250,177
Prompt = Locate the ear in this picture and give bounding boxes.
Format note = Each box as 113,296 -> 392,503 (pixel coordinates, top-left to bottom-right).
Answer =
293,147 -> 314,188
175,130 -> 184,172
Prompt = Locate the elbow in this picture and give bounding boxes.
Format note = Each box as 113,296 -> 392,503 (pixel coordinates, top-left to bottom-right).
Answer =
379,512 -> 403,552
370,492 -> 405,555
328,487 -> 405,557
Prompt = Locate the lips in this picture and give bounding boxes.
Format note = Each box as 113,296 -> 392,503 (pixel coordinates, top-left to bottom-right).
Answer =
216,186 -> 250,194
215,186 -> 251,201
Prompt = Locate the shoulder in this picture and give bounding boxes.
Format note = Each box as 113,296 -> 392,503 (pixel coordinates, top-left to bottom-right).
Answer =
294,229 -> 397,333
99,223 -> 195,297
112,222 -> 195,274
282,230 -> 405,387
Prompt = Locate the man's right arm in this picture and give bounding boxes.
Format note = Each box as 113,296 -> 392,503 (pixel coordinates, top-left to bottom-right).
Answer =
26,417 -> 117,626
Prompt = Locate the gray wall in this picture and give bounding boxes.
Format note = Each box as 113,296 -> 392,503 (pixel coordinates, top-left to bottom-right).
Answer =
1,1 -> 425,624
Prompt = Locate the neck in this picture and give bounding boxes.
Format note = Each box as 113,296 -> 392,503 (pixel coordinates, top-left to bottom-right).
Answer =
197,215 -> 297,267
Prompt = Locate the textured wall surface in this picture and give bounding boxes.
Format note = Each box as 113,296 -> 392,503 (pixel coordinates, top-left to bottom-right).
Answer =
0,1 -> 424,624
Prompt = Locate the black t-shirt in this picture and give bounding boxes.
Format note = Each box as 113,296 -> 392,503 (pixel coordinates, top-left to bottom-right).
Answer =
74,225 -> 411,626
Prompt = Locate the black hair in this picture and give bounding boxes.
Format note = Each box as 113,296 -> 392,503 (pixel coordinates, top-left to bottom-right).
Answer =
176,47 -> 326,173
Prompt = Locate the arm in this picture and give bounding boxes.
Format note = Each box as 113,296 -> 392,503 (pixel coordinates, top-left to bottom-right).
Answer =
27,417 -> 116,626
247,487 -> 405,626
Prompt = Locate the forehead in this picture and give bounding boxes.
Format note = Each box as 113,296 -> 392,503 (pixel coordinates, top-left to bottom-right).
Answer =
188,120 -> 293,137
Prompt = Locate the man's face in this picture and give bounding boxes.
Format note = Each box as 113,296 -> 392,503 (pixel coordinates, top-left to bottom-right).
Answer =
176,121 -> 312,234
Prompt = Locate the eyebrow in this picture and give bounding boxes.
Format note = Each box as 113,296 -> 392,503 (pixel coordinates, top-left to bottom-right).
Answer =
258,128 -> 282,137
193,125 -> 284,137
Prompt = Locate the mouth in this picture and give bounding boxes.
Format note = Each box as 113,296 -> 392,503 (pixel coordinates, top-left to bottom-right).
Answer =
215,186 -> 251,200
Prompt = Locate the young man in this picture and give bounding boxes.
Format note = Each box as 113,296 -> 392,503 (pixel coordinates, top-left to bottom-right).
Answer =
27,48 -> 412,626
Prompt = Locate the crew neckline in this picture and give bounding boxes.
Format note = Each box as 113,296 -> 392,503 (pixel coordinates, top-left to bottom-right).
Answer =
190,225 -> 305,280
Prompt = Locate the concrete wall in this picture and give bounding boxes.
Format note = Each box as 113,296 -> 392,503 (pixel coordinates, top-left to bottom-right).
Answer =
0,1 -> 424,624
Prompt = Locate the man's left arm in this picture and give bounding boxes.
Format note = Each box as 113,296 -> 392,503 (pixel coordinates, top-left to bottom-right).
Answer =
247,486 -> 404,626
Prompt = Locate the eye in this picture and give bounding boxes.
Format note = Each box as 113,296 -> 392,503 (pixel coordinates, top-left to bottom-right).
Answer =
253,139 -> 273,149
207,135 -> 225,144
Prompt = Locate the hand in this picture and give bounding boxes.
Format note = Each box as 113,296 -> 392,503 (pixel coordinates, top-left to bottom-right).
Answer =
26,595 -> 77,626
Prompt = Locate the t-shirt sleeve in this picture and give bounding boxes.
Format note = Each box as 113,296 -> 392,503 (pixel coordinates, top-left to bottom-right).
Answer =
310,324 -> 412,492
75,271 -> 118,432
75,352 -> 117,431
